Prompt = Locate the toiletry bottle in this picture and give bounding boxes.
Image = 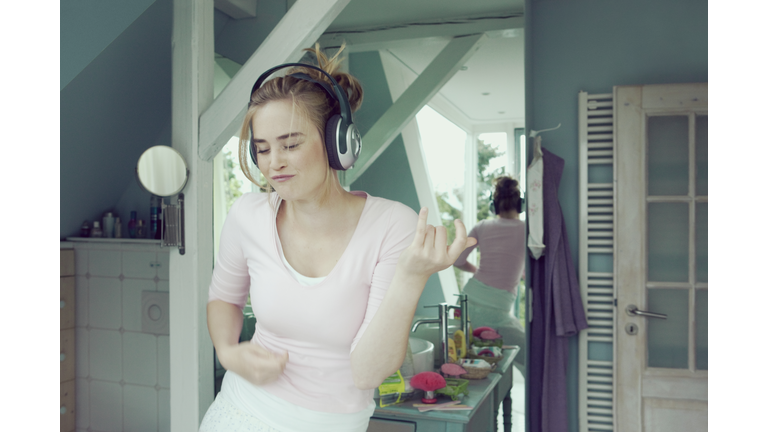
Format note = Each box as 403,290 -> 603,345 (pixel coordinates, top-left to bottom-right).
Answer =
150,196 -> 161,240
80,220 -> 91,238
103,212 -> 115,238
128,211 -> 137,238
136,220 -> 146,239
91,221 -> 103,238
115,217 -> 122,238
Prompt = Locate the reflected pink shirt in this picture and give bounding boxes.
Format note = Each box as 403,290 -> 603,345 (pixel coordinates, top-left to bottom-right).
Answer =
208,191 -> 417,414
454,218 -> 526,295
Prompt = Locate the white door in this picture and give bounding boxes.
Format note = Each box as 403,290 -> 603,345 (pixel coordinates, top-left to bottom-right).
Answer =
615,83 -> 708,432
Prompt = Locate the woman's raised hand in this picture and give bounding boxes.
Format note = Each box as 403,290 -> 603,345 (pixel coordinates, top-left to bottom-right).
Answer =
218,341 -> 289,386
398,207 -> 477,281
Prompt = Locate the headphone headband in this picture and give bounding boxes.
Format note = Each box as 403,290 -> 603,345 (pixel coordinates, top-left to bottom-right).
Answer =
249,63 -> 353,124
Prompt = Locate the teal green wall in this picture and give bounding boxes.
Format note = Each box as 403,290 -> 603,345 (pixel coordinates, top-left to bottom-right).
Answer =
61,0 -> 156,89
348,51 -> 445,309
525,0 -> 707,430
60,0 -> 287,239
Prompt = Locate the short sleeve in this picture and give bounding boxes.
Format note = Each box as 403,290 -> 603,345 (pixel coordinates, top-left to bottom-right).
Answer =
208,196 -> 251,310
349,203 -> 418,353
453,222 -> 481,266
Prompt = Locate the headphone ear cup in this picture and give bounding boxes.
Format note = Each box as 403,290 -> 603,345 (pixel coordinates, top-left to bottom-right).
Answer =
250,140 -> 258,168
490,191 -> 497,215
324,114 -> 344,170
517,196 -> 524,213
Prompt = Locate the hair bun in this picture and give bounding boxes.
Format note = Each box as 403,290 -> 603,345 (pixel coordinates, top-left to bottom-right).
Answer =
296,43 -> 364,113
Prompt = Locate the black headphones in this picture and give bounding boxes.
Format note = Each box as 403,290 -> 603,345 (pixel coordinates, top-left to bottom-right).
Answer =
490,189 -> 525,215
247,63 -> 362,171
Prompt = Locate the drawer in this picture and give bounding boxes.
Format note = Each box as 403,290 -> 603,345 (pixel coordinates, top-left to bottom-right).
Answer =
60,329 -> 75,383
60,250 -> 75,277
60,277 -> 75,330
60,379 -> 75,432
368,418 -> 416,432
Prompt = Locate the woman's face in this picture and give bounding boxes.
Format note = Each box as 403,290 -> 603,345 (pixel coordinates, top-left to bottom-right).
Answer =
251,99 -> 329,202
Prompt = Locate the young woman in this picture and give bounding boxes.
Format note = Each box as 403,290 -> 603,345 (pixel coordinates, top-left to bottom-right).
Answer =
199,46 -> 476,432
453,176 -> 527,376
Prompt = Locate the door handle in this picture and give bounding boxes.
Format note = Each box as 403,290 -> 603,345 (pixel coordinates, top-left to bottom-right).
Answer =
625,304 -> 667,319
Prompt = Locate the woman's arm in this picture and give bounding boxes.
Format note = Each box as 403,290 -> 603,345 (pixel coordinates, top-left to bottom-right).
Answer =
208,300 -> 288,385
455,261 -> 477,273
349,208 -> 476,389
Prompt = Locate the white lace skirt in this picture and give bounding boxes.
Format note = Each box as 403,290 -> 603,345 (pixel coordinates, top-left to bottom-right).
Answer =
199,395 -> 282,432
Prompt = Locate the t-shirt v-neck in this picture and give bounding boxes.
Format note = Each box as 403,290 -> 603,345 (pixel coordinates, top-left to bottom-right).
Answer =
273,191 -> 369,287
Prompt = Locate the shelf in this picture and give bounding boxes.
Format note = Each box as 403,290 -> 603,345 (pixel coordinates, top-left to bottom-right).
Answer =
65,237 -> 162,245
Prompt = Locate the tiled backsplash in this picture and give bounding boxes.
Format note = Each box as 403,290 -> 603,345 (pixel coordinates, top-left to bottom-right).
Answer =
71,240 -> 170,432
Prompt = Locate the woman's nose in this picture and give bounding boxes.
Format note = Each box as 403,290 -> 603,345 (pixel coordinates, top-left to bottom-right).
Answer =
269,149 -> 287,170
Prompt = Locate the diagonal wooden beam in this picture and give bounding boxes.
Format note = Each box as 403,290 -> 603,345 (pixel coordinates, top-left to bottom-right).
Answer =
343,33 -> 486,186
319,15 -> 521,53
198,0 -> 351,161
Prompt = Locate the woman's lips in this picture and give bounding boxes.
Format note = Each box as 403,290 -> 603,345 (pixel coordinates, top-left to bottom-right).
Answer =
272,175 -> 294,183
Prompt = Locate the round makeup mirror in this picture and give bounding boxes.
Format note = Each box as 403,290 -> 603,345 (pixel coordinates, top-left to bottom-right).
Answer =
136,146 -> 189,197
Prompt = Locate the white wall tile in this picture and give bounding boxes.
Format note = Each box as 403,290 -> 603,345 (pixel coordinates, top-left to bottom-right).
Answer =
75,249 -> 88,275
75,327 -> 89,378
122,279 -> 156,332
89,329 -> 122,382
89,277 -> 122,330
123,385 -> 158,432
75,275 -> 88,328
123,251 -> 158,279
89,250 -> 122,277
157,251 -> 170,280
90,380 -> 122,432
158,388 -> 170,432
123,332 -> 157,386
157,335 -> 170,388
75,378 -> 89,429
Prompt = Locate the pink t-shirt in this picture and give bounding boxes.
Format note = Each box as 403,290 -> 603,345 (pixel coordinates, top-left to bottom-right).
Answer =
454,218 -> 526,295
208,191 -> 417,414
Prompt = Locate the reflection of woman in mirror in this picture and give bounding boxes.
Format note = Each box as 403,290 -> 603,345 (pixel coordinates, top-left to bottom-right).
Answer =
199,45 -> 476,432
453,176 -> 526,376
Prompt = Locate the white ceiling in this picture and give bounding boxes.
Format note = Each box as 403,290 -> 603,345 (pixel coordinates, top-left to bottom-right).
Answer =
325,0 -> 526,129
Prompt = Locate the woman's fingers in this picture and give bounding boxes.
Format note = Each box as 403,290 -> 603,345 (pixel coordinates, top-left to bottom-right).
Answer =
424,224 -> 436,249
447,219 -> 477,260
435,225 -> 448,253
411,207 -> 428,247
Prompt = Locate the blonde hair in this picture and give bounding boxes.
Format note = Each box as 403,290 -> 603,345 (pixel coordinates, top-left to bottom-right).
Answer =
238,43 -> 363,204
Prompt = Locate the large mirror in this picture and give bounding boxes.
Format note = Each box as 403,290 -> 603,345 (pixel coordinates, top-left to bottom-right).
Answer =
136,145 -> 189,197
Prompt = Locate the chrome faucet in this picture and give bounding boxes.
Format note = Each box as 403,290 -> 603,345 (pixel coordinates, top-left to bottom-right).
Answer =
448,293 -> 469,346
411,303 -> 451,366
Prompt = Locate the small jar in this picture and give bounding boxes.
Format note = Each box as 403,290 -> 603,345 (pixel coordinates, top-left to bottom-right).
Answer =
80,220 -> 91,238
91,221 -> 103,238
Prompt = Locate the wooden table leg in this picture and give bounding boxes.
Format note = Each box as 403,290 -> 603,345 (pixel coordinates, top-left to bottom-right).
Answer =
503,393 -> 512,432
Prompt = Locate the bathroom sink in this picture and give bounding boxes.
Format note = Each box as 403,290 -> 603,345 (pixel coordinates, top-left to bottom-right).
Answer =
408,337 -> 434,376
410,316 -> 461,367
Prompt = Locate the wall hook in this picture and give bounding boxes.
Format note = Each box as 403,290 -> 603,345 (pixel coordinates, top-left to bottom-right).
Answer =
529,123 -> 561,138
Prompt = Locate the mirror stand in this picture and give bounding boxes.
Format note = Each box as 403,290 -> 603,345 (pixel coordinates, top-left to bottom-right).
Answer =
161,193 -> 185,255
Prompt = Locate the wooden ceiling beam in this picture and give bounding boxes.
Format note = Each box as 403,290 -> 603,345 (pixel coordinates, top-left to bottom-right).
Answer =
343,33 -> 486,186
319,15 -> 519,53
